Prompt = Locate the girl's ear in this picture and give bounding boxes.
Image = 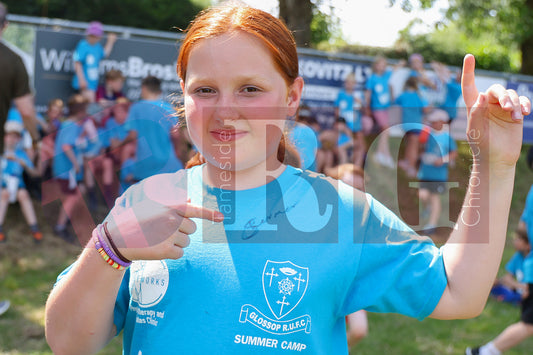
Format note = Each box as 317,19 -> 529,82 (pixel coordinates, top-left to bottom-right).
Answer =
287,76 -> 304,117
180,80 -> 185,93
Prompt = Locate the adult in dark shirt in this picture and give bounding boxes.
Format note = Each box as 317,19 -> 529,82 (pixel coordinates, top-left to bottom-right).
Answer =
0,2 -> 38,152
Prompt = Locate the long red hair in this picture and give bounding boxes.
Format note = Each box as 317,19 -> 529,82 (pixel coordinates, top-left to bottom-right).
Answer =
178,3 -> 301,169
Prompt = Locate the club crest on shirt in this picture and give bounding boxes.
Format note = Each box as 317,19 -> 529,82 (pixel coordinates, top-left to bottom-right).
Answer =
239,260 -> 311,335
262,261 -> 308,319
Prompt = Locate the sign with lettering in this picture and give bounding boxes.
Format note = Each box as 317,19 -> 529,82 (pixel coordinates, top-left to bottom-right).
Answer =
34,29 -> 180,113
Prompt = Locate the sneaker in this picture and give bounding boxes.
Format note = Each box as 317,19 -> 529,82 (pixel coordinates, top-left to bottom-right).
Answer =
398,159 -> 410,171
54,227 -> 75,244
32,231 -> 43,244
0,231 -> 5,244
382,154 -> 395,169
465,347 -> 480,355
0,300 -> 10,316
374,153 -> 389,168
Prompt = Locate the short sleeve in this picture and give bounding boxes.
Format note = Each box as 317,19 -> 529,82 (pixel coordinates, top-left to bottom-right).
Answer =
18,150 -> 34,169
334,91 -> 343,108
123,105 -> 138,133
365,76 -> 374,91
449,136 -> 457,152
421,96 -> 429,108
12,55 -> 31,99
72,41 -> 85,63
341,195 -> 447,320
505,253 -> 520,275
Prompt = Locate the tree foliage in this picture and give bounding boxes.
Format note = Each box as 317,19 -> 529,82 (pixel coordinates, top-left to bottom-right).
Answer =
389,0 -> 533,73
3,0 -> 203,33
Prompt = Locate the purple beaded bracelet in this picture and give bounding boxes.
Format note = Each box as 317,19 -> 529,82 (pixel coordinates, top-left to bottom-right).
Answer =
94,225 -> 131,269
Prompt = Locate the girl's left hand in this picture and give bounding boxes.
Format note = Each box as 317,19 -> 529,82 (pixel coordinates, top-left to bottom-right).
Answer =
462,54 -> 531,171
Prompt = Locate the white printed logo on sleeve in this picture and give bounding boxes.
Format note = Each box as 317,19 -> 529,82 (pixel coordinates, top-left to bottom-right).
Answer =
239,260 -> 311,335
129,260 -> 169,326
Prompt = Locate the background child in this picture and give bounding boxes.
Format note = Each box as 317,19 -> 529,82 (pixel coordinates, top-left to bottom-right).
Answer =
38,98 -> 65,179
431,61 -> 463,124
335,117 -> 355,165
466,226 -> 532,355
99,97 -> 133,206
417,109 -> 457,234
365,56 -> 401,169
0,121 -> 42,243
122,76 -> 183,182
96,69 -> 125,109
395,76 -> 430,177
490,227 -> 530,305
335,73 -> 366,167
52,94 -> 88,242
72,21 -> 117,103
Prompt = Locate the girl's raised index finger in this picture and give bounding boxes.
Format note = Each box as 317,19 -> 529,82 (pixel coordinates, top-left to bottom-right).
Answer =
461,54 -> 479,110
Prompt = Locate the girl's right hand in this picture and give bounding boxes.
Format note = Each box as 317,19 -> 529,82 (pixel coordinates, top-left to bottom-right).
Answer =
104,192 -> 224,261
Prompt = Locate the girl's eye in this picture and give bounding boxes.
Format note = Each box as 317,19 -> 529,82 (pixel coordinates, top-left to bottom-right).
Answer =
242,86 -> 260,94
194,87 -> 215,95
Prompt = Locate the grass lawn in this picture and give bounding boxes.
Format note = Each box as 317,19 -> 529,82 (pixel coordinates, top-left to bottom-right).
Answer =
1,139 -> 533,354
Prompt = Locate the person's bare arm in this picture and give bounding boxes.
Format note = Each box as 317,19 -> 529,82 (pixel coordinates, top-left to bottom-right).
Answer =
13,94 -> 39,141
429,54 -> 531,319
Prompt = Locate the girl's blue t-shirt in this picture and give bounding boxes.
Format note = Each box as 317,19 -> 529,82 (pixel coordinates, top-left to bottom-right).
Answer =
506,251 -> 526,283
52,119 -> 84,180
56,165 -> 447,354
395,90 -> 429,129
2,149 -> 33,179
365,70 -> 393,110
100,117 -> 129,149
123,99 -> 183,180
71,39 -> 105,91
334,89 -> 361,132
519,185 -> 533,283
418,130 -> 457,182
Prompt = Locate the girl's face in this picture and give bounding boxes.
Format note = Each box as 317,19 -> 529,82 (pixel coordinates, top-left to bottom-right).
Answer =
4,132 -> 20,149
113,105 -> 129,124
108,78 -> 124,92
47,104 -> 63,120
513,235 -> 530,253
374,59 -> 387,73
182,31 -> 302,172
344,77 -> 356,92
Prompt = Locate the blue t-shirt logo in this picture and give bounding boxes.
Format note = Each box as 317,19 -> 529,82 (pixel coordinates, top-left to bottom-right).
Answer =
263,261 -> 308,319
239,260 -> 312,335
130,260 -> 169,308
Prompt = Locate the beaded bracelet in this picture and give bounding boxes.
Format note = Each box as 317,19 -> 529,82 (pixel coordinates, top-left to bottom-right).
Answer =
94,225 -> 131,270
103,222 -> 131,264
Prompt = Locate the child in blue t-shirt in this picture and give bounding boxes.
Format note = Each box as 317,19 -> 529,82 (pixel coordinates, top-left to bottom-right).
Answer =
395,76 -> 430,177
0,121 -> 42,243
490,227 -> 530,305
72,21 -> 117,103
431,61 -> 463,123
44,5 -> 532,355
364,56 -> 404,169
52,94 -> 88,241
123,76 -> 183,182
417,109 -> 457,234
335,73 -> 365,167
100,98 -> 134,205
